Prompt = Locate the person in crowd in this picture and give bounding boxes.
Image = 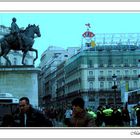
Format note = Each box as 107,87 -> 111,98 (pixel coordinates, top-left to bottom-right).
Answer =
95,105 -> 104,127
13,97 -> 53,127
136,103 -> 140,126
121,107 -> 130,127
47,107 -> 57,126
69,97 -> 96,127
64,106 -> 72,127
102,105 -> 113,127
87,108 -> 97,119
112,107 -> 123,127
130,106 -> 137,127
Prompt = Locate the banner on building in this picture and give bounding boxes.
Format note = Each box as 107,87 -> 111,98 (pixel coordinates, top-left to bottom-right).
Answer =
82,31 -> 95,38
125,81 -> 129,92
121,81 -> 129,103
91,40 -> 96,47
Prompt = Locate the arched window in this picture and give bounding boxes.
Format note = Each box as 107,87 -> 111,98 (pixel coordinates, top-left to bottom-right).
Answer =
134,81 -> 138,89
109,81 -> 112,88
89,82 -> 93,90
89,71 -> 93,76
108,70 -> 112,76
100,81 -> 104,89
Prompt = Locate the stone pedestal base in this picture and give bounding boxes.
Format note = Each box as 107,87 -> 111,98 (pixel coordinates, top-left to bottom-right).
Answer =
0,65 -> 40,107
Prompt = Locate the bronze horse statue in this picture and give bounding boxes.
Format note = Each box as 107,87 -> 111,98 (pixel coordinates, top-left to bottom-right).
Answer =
0,24 -> 41,65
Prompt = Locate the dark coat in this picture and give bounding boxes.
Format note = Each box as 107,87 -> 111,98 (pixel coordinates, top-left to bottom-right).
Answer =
14,107 -> 53,127
96,110 -> 104,126
0,114 -> 19,127
136,108 -> 140,126
122,109 -> 130,123
112,110 -> 123,126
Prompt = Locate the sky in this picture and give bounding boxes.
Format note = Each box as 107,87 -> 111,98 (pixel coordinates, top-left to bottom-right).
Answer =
1,12 -> 140,66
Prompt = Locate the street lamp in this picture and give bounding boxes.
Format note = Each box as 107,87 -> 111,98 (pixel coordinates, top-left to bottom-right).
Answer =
112,74 -> 117,106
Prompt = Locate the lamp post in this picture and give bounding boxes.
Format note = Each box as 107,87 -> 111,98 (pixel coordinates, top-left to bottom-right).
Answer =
112,74 -> 117,106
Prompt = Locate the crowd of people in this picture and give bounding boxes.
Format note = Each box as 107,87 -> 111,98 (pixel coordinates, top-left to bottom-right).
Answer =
0,96 -> 140,127
62,98 -> 140,127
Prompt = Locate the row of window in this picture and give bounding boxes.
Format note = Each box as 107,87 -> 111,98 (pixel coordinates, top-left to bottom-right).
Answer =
88,69 -> 138,76
88,58 -> 138,65
89,81 -> 138,89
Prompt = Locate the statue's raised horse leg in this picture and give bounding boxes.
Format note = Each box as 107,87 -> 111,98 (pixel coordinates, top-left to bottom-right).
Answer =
29,48 -> 38,65
22,50 -> 28,65
22,48 -> 38,65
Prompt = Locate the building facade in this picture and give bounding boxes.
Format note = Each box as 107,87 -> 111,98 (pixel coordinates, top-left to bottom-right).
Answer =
39,46 -> 80,107
40,33 -> 140,110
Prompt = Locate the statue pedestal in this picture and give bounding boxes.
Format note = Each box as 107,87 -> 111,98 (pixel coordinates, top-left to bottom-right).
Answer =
0,65 -> 40,107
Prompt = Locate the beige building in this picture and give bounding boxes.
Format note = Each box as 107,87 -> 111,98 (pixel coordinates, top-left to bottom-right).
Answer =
40,33 -> 140,110
39,46 -> 80,107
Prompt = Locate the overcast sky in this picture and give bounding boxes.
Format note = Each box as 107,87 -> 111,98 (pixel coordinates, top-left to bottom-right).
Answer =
1,12 -> 140,66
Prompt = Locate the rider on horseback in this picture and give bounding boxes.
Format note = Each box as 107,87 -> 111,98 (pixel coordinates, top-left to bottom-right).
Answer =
10,17 -> 23,50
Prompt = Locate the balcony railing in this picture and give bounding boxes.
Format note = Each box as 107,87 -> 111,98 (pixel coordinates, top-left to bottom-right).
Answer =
98,76 -> 105,81
87,76 -> 95,81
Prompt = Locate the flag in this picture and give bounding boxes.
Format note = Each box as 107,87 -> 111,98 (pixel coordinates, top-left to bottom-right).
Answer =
85,23 -> 91,28
125,82 -> 129,92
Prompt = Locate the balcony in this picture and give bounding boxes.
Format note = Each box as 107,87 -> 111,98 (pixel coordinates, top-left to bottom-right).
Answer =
98,64 -> 104,67
123,76 -> 130,80
87,76 -> 95,81
98,76 -> 105,81
131,75 -> 139,80
108,65 -> 113,68
123,64 -> 130,67
107,76 -> 113,80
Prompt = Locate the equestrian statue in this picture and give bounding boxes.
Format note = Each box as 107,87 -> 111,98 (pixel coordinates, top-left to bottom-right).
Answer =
0,17 -> 41,65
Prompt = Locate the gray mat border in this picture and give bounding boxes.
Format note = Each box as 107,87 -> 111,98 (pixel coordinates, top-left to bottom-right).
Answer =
0,0 -> 140,2
0,10 -> 139,130
0,138 -> 139,139
0,3 -> 139,132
